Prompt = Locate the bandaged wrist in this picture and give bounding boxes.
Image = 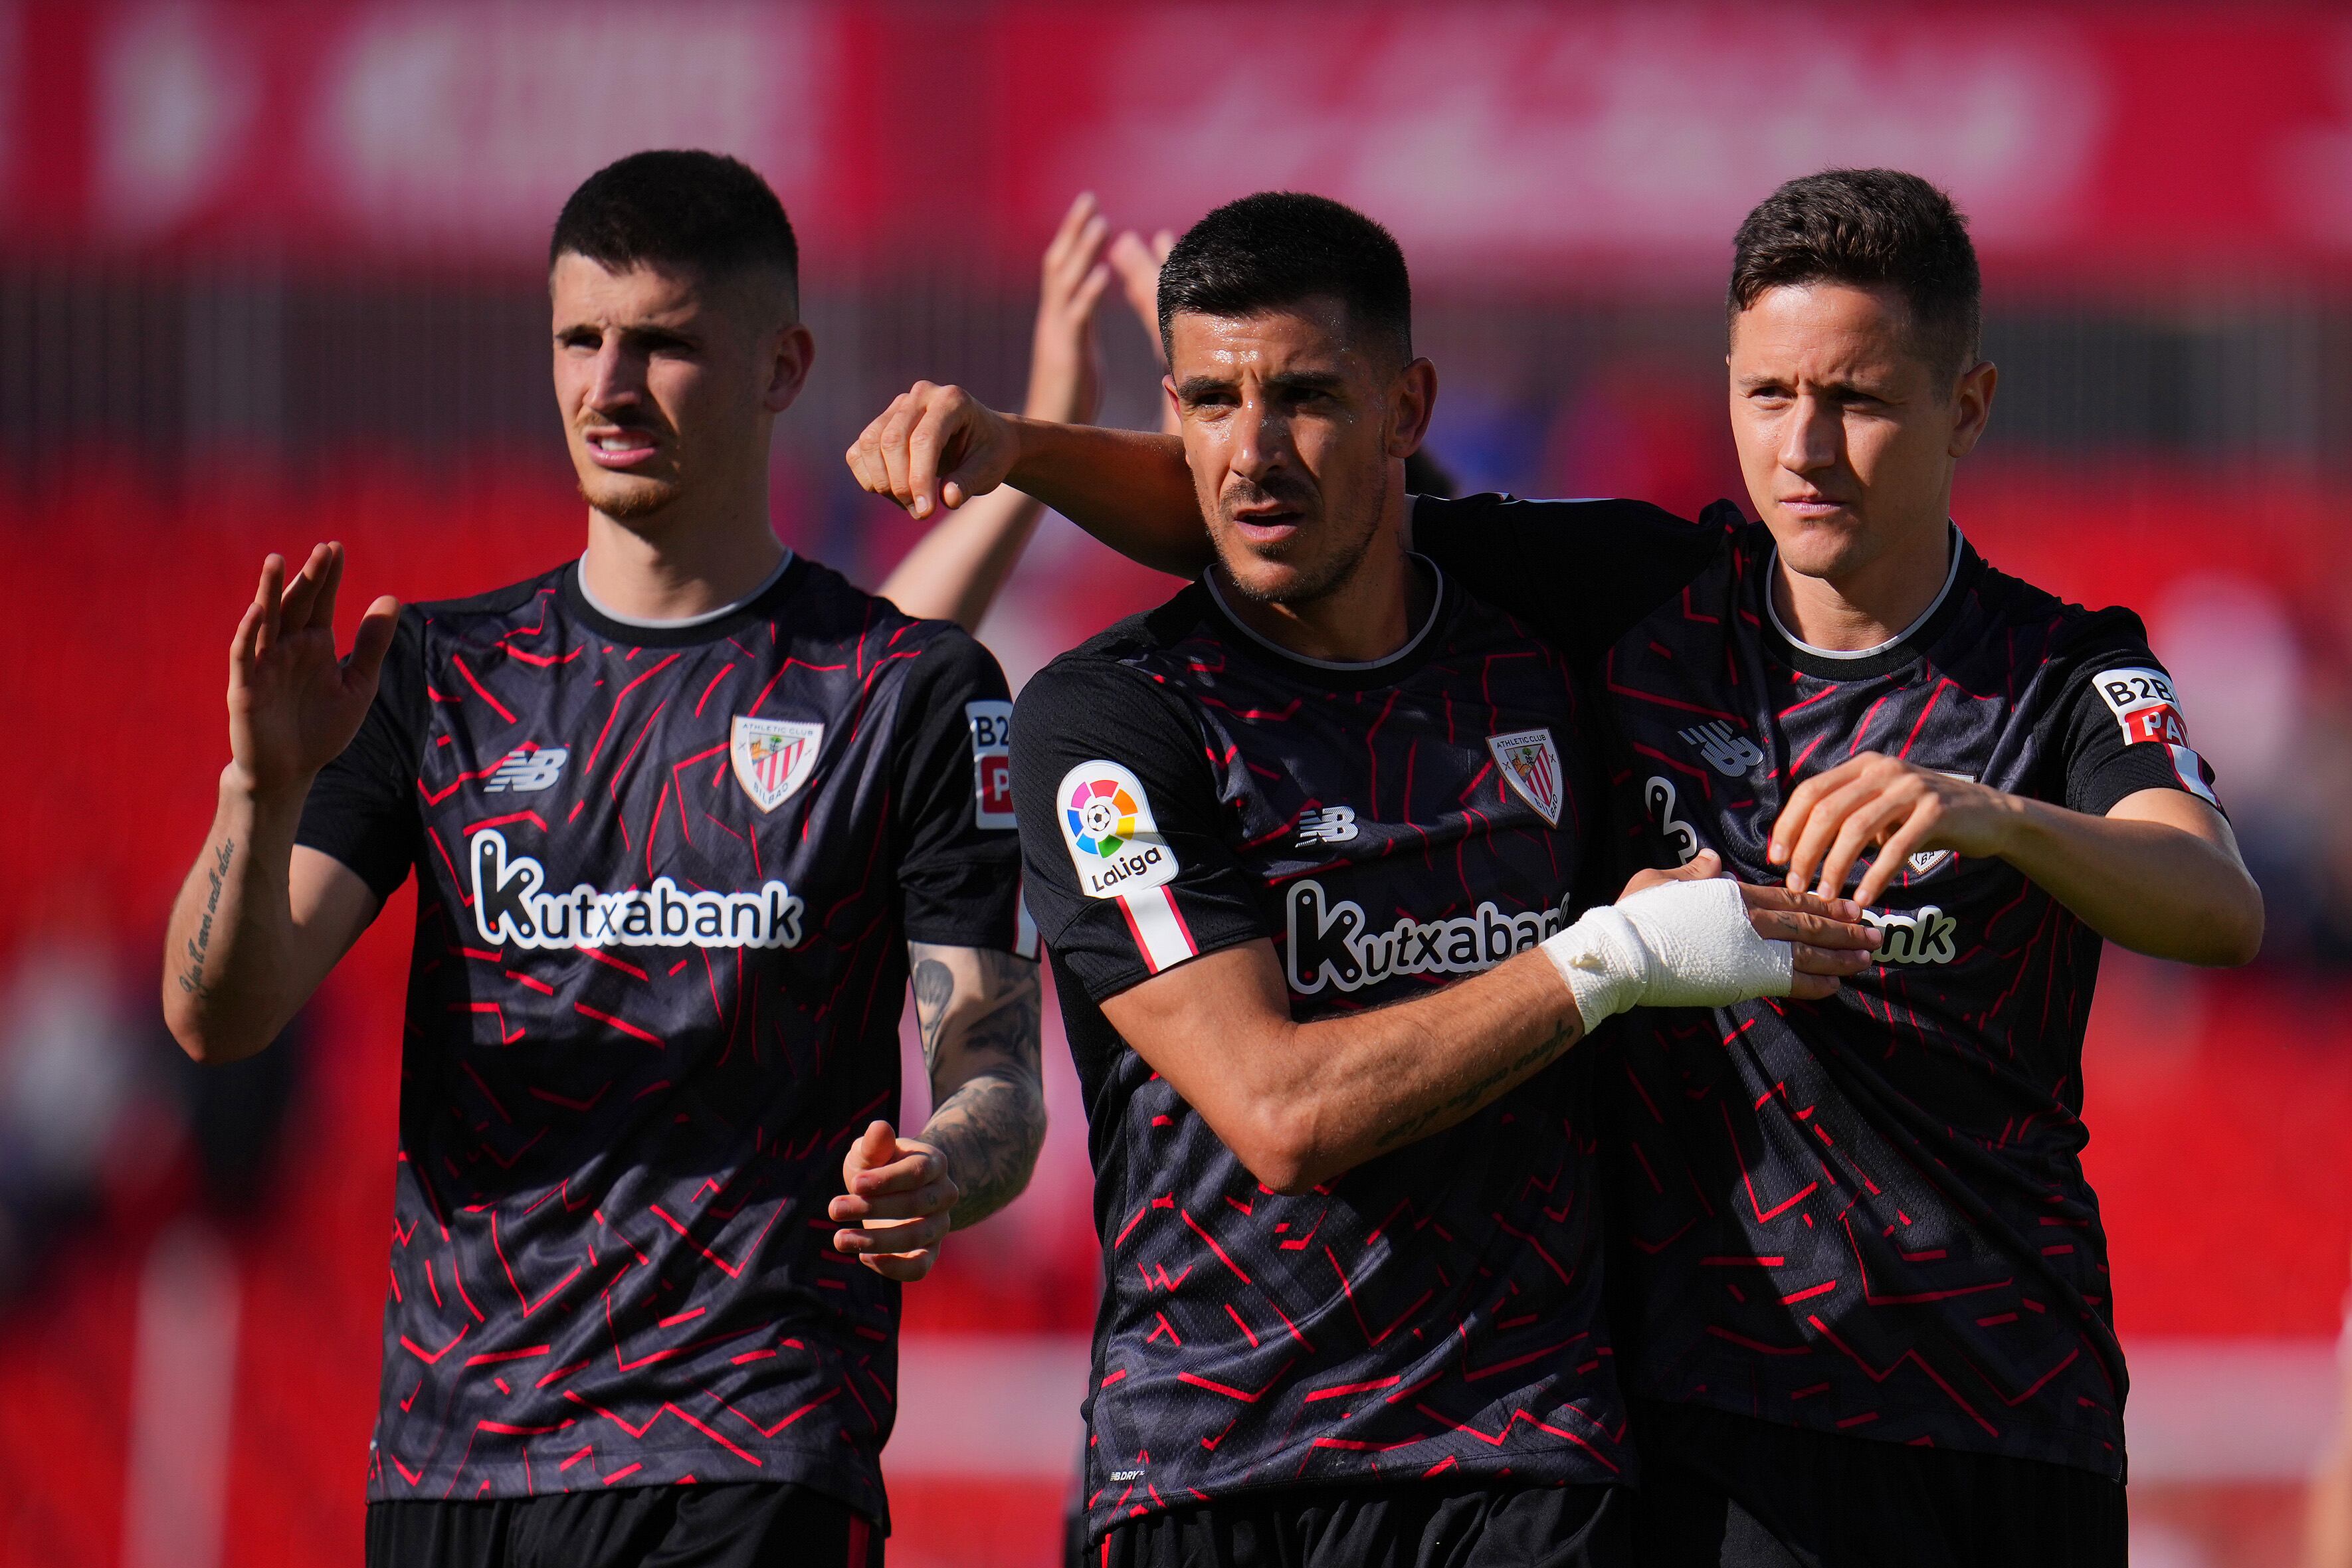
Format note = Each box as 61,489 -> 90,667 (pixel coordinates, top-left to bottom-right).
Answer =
1540,878 -> 1795,1025
1538,905 -> 1655,1028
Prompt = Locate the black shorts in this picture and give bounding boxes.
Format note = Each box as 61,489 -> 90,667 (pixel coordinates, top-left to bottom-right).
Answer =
1627,1399 -> 2127,1568
365,1481 -> 883,1568
1098,1480 -> 1630,1568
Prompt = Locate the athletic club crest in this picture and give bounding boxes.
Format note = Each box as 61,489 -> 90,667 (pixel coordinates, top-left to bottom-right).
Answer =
730,716 -> 824,813
1487,728 -> 1563,827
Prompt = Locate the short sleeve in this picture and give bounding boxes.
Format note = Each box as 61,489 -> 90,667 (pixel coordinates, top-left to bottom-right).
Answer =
1010,657 -> 1270,1004
890,629 -> 1029,951
2047,610 -> 2225,819
296,611 -> 428,900
1410,493 -> 1736,662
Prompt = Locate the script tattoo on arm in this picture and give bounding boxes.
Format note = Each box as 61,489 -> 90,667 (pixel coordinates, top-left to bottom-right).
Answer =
1371,1015 -> 1584,1153
908,943 -> 1046,1228
176,837 -> 237,1000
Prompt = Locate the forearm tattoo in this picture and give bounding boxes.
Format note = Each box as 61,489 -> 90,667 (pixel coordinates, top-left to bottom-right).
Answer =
177,837 -> 236,999
909,945 -> 1046,1228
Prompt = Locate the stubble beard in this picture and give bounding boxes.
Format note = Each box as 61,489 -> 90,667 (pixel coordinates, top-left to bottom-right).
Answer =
1219,462 -> 1387,610
578,470 -> 682,523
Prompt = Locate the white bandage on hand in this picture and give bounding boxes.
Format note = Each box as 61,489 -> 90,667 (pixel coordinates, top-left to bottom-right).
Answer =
1539,878 -> 1796,1028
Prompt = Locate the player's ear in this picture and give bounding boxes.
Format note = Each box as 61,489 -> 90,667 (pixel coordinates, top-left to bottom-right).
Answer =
1387,357 -> 1437,460
1948,358 -> 1996,459
764,321 -> 816,415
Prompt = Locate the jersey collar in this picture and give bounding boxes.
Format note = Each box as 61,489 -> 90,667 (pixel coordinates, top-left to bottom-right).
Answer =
563,551 -> 805,648
1761,524 -> 1983,682
1201,554 -> 1453,690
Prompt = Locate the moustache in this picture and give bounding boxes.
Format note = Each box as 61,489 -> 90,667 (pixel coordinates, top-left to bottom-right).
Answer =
1220,476 -> 1316,519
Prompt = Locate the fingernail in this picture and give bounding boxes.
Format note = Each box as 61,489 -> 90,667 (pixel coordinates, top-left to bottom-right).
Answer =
912,498 -> 930,519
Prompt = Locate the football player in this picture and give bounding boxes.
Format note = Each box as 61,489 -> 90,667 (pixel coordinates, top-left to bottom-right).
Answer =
162,151 -> 1046,1566
860,191 -> 1876,1568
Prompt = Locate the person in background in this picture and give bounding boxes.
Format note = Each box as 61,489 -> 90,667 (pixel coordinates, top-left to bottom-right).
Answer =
877,193 -> 1113,630
2308,1272 -> 2352,1568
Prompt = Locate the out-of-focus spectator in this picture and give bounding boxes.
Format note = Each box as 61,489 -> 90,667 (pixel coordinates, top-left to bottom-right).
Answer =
2305,1265 -> 2352,1568
0,938 -> 141,1300
2153,573 -> 2352,969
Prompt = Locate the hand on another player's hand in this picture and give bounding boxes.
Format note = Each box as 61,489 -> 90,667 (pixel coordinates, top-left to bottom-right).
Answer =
1769,752 -> 2022,907
829,1120 -> 961,1282
1025,193 -> 1114,426
226,542 -> 400,800
845,383 -> 1017,522
1626,850 -> 1876,1000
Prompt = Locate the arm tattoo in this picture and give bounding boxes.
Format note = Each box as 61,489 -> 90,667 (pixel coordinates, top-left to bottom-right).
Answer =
176,837 -> 236,999
1373,1017 -> 1581,1153
911,957 -> 955,1074
908,945 -> 1046,1229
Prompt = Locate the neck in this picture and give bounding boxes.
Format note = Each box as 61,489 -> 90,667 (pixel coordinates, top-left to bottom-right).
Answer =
1771,518 -> 1955,653
579,476 -> 785,622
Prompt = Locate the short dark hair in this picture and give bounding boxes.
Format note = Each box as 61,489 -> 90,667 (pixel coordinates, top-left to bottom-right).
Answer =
550,149 -> 799,316
1728,168 -> 1980,381
1157,192 -> 1412,367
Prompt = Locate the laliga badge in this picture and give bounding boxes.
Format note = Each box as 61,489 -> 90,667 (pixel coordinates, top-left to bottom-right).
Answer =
1056,759 -> 1179,898
1487,728 -> 1563,827
732,716 -> 824,813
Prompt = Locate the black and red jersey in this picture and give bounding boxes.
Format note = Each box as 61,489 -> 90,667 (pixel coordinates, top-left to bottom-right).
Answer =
1419,498 -> 2220,1480
296,553 -> 1027,1522
1011,566 -> 1630,1542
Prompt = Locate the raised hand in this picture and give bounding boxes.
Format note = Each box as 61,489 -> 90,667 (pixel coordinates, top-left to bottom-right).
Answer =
1110,226 -> 1180,433
1110,226 -> 1177,367
844,383 -> 1017,522
1025,192 -> 1114,425
1626,849 -> 1876,999
227,542 -> 400,797
829,1119 -> 960,1281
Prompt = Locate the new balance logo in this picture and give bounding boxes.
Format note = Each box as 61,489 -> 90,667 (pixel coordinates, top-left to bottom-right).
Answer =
484,747 -> 569,793
1296,805 -> 1359,845
1678,722 -> 1764,777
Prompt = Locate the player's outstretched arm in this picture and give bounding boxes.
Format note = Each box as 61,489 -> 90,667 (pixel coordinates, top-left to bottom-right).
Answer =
876,193 -> 1114,629
161,543 -> 399,1063
1771,754 -> 2264,965
828,944 -> 1046,1280
1100,858 -> 1872,1194
847,385 -> 1210,577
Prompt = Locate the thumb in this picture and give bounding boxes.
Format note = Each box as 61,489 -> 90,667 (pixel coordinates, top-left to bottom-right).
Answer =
849,1119 -> 899,1171
1655,848 -> 1725,883
343,596 -> 401,691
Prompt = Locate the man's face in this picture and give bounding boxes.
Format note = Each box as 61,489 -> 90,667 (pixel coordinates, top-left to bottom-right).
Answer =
1166,298 -> 1409,606
549,254 -> 808,523
1727,282 -> 1993,583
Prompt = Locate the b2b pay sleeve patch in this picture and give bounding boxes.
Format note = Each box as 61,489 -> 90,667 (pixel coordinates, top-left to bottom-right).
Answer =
2092,666 -> 2220,806
966,700 -> 1015,829
1055,758 -> 1195,974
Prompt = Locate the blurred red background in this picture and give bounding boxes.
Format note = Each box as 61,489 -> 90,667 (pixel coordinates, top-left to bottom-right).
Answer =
5,5 -> 2352,1566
